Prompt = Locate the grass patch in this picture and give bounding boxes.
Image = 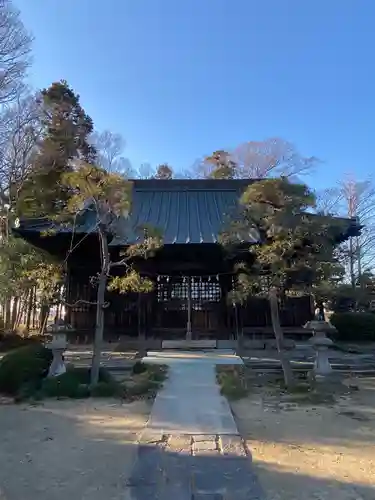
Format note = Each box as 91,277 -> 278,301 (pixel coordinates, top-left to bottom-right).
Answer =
232,367 -> 339,408
123,363 -> 168,401
287,391 -> 336,406
216,365 -> 249,400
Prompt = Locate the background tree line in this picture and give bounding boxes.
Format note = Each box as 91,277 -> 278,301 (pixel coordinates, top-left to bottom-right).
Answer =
0,0 -> 374,342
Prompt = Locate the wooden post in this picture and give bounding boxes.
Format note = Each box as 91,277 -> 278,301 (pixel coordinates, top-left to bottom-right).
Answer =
186,277 -> 192,340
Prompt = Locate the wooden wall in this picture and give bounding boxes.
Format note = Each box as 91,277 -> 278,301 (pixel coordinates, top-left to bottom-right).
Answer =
65,267 -> 314,339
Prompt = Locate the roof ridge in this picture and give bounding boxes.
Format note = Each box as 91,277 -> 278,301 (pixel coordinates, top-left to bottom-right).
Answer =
132,178 -> 255,191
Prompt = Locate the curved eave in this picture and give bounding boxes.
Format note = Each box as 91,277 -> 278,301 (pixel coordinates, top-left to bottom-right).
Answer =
334,219 -> 362,243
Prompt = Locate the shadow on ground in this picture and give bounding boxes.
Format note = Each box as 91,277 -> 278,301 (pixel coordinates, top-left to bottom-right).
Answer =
229,376 -> 375,499
233,374 -> 375,449
0,398 -> 374,499
128,441 -> 374,499
0,399 -> 148,500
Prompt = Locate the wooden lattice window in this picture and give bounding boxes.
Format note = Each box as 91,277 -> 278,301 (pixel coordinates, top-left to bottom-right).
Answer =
157,277 -> 188,311
258,274 -> 271,293
171,281 -> 188,301
191,277 -> 221,311
191,278 -> 221,302
157,276 -> 221,310
157,277 -> 171,302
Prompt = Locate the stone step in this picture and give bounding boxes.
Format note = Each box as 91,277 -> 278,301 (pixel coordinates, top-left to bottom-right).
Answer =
162,340 -> 217,349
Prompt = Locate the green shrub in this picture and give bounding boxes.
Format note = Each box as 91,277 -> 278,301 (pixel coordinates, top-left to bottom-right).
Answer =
330,312 -> 375,342
40,368 -> 119,399
132,361 -> 148,374
41,371 -> 90,399
147,366 -> 167,383
126,379 -> 154,397
0,343 -> 53,395
90,381 -> 120,398
216,366 -> 249,400
0,333 -> 44,352
62,367 -> 115,385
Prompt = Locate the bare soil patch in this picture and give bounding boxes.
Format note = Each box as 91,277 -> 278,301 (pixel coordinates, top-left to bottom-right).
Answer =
230,372 -> 375,499
0,399 -> 151,500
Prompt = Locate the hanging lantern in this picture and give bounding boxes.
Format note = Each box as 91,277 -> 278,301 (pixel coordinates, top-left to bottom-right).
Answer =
157,275 -> 160,282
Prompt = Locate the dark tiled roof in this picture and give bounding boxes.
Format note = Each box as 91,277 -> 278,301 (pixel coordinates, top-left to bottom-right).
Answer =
111,179 -> 259,245
13,179 -> 360,246
14,179 -> 260,246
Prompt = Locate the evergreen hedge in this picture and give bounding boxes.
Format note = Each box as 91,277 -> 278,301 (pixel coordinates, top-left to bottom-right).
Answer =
330,312 -> 375,342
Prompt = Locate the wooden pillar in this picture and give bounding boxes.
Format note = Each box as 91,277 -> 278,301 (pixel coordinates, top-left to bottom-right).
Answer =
186,277 -> 192,340
146,278 -> 157,338
137,293 -> 142,337
65,266 -> 72,325
219,274 -> 230,339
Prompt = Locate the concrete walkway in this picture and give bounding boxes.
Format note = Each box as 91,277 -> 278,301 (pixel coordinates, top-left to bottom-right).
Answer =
127,350 -> 264,499
145,350 -> 241,434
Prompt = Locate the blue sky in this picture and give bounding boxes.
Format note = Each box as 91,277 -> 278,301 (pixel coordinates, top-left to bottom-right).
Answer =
15,0 -> 374,189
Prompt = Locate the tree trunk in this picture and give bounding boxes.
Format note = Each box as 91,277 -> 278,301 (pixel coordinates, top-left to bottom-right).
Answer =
32,288 -> 37,330
0,302 -> 4,328
16,293 -> 27,329
11,297 -> 19,331
349,236 -> 356,290
26,288 -> 33,334
269,288 -> 295,389
55,303 -> 61,322
90,226 -> 110,386
5,298 -> 11,332
137,293 -> 147,359
39,302 -> 50,334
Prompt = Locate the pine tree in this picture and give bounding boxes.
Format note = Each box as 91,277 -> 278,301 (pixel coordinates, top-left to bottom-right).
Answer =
17,80 -> 96,217
154,163 -> 173,180
62,164 -> 162,384
205,150 -> 237,179
221,177 -> 345,388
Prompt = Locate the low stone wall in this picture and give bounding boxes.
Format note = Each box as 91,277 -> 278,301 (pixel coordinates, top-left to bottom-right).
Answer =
67,334 -> 238,351
238,338 -> 296,351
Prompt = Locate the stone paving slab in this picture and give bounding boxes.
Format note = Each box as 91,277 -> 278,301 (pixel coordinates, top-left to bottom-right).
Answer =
144,349 -> 244,366
128,434 -> 264,499
147,361 -> 238,435
128,350 -> 264,498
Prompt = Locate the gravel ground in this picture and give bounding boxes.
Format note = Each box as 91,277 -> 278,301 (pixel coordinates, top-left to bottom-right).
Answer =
0,399 -> 150,500
231,376 -> 375,500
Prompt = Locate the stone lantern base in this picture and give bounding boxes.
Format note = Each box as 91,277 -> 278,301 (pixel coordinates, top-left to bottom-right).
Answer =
45,320 -> 70,378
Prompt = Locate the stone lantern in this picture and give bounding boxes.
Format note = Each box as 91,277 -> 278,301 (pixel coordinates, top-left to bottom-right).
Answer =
308,330 -> 334,376
303,319 -> 337,377
45,319 -> 69,377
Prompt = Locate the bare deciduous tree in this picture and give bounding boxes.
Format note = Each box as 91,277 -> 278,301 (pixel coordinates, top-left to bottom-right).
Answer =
232,138 -> 319,179
317,174 -> 375,286
191,138 -> 318,180
0,0 -> 33,105
138,162 -> 154,179
91,129 -> 135,177
0,89 -> 41,207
